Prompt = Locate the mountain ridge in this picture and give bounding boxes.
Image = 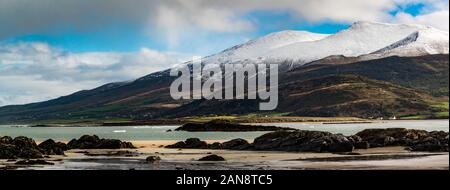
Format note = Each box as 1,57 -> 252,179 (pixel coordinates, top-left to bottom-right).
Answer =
199,21 -> 448,67
0,54 -> 447,123
0,21 -> 448,123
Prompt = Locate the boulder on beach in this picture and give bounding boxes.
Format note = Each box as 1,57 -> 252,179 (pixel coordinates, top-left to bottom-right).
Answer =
221,139 -> 252,150
146,156 -> 161,163
165,138 -> 208,149
356,128 -> 449,152
207,142 -> 223,150
38,139 -> 68,155
67,135 -> 136,149
0,136 -> 43,159
198,154 -> 226,161
252,130 -> 356,153
166,138 -> 252,150
12,136 -> 39,149
0,136 -> 13,144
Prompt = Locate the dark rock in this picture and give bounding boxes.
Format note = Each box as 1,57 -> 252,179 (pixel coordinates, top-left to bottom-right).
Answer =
166,138 -> 208,149
38,139 -> 67,155
356,128 -> 448,152
0,144 -> 20,159
221,139 -> 251,150
67,135 -> 135,149
12,136 -> 38,149
0,136 -> 13,144
175,119 -> 295,132
15,160 -> 54,165
97,139 -> 125,149
354,141 -> 370,149
15,148 -> 43,159
198,154 -> 226,161
0,137 -> 43,159
162,128 -> 448,153
185,138 -> 208,149
410,136 -> 448,152
84,150 -> 140,157
356,128 -> 427,147
165,141 -> 186,148
146,156 -> 161,163
207,142 -> 222,149
347,135 -> 363,144
253,130 -> 351,152
328,141 -> 354,153
67,135 -> 100,149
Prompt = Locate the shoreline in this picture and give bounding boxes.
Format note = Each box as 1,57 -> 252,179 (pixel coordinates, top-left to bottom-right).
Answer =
8,116 -> 372,127
5,118 -> 447,128
2,124 -> 449,170
2,140 -> 448,170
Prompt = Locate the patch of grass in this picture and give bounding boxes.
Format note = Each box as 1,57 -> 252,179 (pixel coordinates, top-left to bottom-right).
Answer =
435,111 -> 449,118
181,115 -> 367,124
432,101 -> 449,110
184,116 -> 238,123
400,115 -> 429,120
30,118 -> 133,125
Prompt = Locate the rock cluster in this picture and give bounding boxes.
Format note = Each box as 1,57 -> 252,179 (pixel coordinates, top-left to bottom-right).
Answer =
165,138 -> 208,149
356,128 -> 448,152
252,130 -> 358,152
165,138 -> 252,150
0,136 -> 44,159
67,135 -> 136,149
38,139 -> 69,155
166,128 -> 449,153
1,135 -> 136,159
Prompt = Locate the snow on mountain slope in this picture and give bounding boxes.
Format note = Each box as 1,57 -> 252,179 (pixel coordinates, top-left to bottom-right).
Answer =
203,30 -> 329,64
267,21 -> 448,64
201,21 -> 449,67
370,26 -> 449,57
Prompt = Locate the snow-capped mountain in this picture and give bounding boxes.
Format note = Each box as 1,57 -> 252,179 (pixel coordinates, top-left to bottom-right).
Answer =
201,21 -> 449,67
370,26 -> 449,57
203,30 -> 329,64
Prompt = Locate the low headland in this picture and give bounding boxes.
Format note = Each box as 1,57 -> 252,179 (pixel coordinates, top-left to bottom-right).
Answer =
23,116 -> 371,127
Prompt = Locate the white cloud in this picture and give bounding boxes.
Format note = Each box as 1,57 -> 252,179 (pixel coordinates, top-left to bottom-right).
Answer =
390,0 -> 449,31
393,10 -> 449,31
1,0 -> 449,106
0,42 -> 192,106
2,0 -> 445,45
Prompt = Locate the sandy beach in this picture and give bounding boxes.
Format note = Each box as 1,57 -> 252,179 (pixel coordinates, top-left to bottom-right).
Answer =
1,140 -> 448,170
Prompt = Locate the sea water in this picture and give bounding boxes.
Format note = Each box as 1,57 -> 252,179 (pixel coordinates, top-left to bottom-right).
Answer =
0,120 -> 448,141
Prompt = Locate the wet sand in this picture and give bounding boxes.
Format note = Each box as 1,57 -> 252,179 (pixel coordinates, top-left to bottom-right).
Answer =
1,140 -> 448,170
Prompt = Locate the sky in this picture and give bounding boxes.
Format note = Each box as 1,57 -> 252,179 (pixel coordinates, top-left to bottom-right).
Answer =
0,0 -> 449,106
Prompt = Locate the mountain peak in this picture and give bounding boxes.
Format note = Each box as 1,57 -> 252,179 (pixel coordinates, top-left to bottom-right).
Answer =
349,21 -> 442,33
202,21 -> 448,66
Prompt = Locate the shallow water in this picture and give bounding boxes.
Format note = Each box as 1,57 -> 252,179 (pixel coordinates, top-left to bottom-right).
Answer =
259,120 -> 449,135
0,120 -> 448,141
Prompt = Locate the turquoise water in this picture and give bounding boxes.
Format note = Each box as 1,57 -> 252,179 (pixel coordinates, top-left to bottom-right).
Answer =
0,120 -> 448,141
259,120 -> 449,136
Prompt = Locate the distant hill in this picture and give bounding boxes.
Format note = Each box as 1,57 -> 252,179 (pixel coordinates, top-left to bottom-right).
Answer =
1,21 -> 448,124
0,54 -> 447,124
